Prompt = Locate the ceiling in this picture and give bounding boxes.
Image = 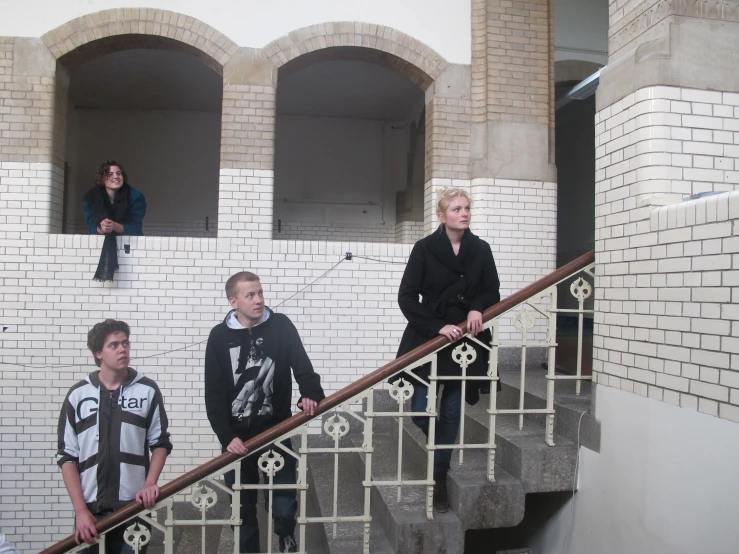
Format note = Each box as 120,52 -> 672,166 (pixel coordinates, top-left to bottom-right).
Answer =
278,60 -> 423,120
69,50 -> 424,120
69,49 -> 223,112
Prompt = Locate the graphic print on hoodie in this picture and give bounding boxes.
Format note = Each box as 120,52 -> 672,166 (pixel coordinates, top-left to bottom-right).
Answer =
231,333 -> 274,419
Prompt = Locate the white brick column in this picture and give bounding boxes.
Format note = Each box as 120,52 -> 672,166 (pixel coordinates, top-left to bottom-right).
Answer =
594,85 -> 739,421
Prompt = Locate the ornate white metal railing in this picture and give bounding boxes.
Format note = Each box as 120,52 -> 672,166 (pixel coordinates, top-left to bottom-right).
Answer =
44,254 -> 595,554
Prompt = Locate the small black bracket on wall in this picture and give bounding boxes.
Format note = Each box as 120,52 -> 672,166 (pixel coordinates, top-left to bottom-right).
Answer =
124,244 -> 130,254
206,216 -> 209,231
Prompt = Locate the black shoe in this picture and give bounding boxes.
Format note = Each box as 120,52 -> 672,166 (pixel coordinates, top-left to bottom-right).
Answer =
279,534 -> 298,553
433,471 -> 449,513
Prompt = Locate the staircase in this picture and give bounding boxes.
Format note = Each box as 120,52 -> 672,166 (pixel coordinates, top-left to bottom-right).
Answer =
42,251 -> 597,554
303,367 -> 599,554
144,366 -> 599,554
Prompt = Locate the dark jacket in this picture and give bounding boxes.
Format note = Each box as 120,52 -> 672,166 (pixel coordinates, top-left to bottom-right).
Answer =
396,226 -> 501,395
204,308 -> 325,447
83,184 -> 146,236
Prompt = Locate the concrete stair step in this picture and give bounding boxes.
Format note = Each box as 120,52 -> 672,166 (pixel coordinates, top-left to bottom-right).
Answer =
305,441 -> 394,554
348,433 -> 464,554
463,402 -> 578,494
393,418 -> 525,530
497,367 -> 601,453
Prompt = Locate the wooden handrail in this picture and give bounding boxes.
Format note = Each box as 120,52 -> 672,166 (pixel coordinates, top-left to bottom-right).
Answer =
40,249 -> 594,554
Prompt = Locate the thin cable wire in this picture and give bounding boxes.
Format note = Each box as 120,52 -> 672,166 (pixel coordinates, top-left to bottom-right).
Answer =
0,257 -> 350,369
562,409 -> 588,553
351,255 -> 407,265
273,257 -> 346,308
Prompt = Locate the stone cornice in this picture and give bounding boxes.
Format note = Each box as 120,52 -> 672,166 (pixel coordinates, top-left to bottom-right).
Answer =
610,0 -> 739,55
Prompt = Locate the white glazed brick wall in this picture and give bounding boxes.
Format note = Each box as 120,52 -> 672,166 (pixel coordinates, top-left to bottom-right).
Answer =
595,85 -> 739,422
273,222 -> 398,243
0,162 -> 64,234
395,220 -> 425,243
0,231 -> 412,550
472,178 -> 557,342
218,168 -> 274,240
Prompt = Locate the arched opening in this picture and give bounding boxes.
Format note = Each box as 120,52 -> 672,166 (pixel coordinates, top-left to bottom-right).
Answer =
59,35 -> 223,237
273,47 -> 427,243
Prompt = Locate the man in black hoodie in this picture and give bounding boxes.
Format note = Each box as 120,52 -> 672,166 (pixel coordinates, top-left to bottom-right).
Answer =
204,271 -> 325,553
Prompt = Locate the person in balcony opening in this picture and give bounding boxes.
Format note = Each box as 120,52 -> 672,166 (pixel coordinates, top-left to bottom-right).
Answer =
204,271 -> 325,554
56,319 -> 172,553
83,160 -> 146,281
396,187 -> 501,513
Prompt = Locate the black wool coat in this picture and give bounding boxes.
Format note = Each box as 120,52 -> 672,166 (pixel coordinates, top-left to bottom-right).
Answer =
396,226 -> 501,399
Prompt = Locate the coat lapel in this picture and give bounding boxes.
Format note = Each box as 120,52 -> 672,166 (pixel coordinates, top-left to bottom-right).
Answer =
428,225 -> 479,273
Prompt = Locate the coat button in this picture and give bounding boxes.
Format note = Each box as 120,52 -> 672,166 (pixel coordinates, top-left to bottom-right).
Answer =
457,294 -> 464,300
460,274 -> 464,278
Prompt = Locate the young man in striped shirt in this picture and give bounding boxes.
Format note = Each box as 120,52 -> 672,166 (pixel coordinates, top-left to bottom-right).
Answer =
57,319 -> 172,553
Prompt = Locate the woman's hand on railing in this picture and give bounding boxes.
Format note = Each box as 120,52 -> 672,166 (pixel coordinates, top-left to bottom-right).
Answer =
298,398 -> 318,416
467,310 -> 483,337
74,507 -> 99,545
135,483 -> 160,509
439,324 -> 464,342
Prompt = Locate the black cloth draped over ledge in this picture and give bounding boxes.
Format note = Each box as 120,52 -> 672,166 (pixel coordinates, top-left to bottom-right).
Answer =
83,184 -> 133,282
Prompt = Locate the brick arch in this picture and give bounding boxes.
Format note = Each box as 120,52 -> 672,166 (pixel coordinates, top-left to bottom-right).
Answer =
41,8 -> 238,71
263,22 -> 447,90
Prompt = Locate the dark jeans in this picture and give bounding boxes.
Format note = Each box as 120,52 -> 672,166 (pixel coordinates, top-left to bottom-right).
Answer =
410,382 -> 462,474
224,439 -> 298,553
79,511 -> 150,554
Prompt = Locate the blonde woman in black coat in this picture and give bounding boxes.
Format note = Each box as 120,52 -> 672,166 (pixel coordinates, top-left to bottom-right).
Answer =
396,187 -> 501,512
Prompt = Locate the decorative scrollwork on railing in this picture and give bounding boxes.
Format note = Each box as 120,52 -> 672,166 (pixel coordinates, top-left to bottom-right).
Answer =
323,413 -> 350,438
570,277 -> 592,302
190,483 -> 217,511
513,309 -> 536,334
452,341 -> 477,371
389,377 -> 414,404
258,449 -> 285,477
123,522 -> 151,551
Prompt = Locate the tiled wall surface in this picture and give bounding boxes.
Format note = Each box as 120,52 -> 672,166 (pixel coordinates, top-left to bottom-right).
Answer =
594,85 -> 739,422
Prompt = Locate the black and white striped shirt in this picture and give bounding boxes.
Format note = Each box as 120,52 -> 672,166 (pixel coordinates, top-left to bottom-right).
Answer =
56,368 -> 172,513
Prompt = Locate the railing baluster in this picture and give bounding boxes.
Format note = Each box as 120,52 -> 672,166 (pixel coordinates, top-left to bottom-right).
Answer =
487,320 -> 499,482
546,289 -> 557,446
426,354 -> 438,520
164,499 -> 174,554
267,454 -> 274,554
233,465 -> 241,554
332,419 -> 340,537
458,344 -> 469,466
576,289 -> 584,396
298,426 -> 308,554
519,331 -> 527,431
364,392 -> 374,554
397,386 -> 404,502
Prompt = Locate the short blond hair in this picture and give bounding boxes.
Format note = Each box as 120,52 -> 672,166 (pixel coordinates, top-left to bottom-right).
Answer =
225,271 -> 260,300
436,187 -> 471,215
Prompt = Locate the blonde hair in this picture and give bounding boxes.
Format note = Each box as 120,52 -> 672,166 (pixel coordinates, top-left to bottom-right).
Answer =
225,271 -> 260,299
436,187 -> 471,215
